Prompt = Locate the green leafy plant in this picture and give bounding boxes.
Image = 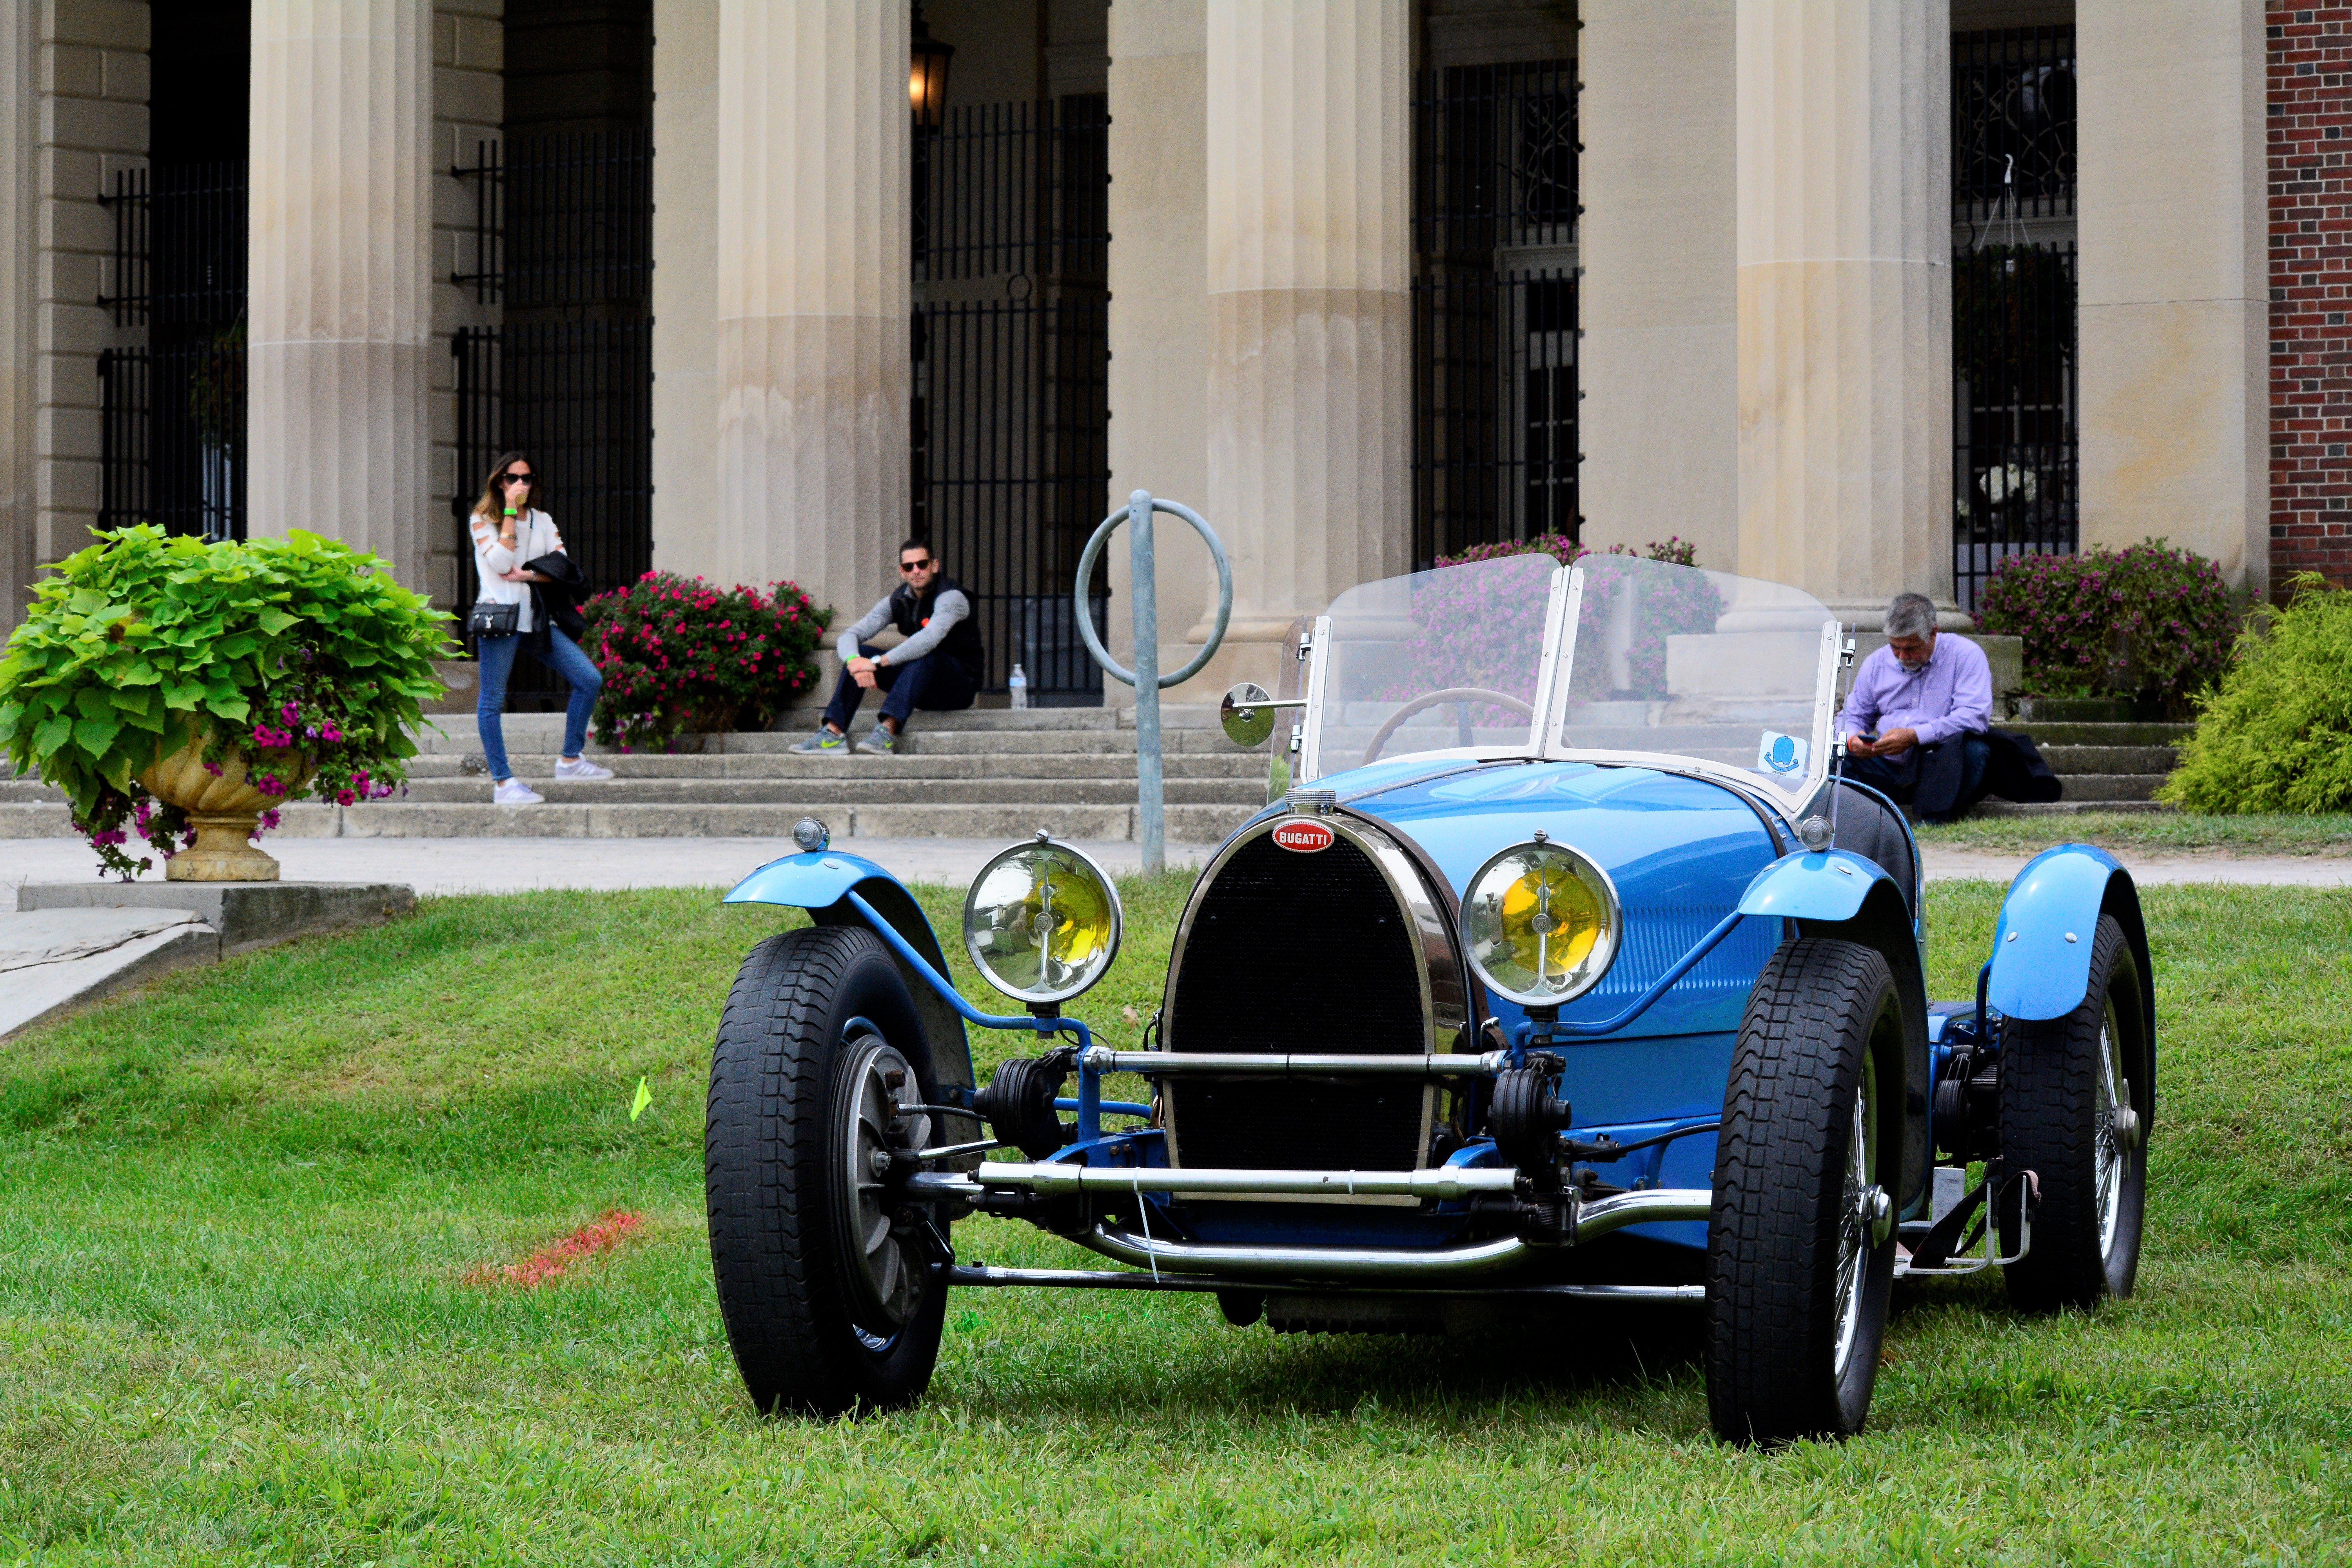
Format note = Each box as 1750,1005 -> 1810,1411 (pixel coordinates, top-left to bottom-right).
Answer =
584,571 -> 831,752
1974,539 -> 2240,715
2160,574 -> 2352,813
0,524 -> 452,878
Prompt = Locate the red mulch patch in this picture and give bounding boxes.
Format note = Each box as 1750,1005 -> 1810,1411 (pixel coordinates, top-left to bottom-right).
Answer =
469,1209 -> 646,1287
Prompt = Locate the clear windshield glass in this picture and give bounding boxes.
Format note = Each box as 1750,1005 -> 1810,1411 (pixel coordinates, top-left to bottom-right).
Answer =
1553,556 -> 1834,802
1305,554 -> 1559,780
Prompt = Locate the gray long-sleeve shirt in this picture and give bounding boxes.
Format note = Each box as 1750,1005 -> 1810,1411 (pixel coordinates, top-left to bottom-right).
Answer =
835,587 -> 972,666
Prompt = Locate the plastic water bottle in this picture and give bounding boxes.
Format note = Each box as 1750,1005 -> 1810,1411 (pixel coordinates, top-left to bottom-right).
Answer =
1007,663 -> 1030,710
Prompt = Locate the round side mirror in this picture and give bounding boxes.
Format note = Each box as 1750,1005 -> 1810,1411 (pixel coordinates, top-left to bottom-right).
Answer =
1220,682 -> 1277,748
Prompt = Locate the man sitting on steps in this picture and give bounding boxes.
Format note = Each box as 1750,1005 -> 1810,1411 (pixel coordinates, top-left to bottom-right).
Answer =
792,540 -> 983,756
1835,591 -> 1993,824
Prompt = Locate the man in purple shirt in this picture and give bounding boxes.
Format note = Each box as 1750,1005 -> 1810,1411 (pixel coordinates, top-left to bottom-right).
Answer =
1835,592 -> 1994,822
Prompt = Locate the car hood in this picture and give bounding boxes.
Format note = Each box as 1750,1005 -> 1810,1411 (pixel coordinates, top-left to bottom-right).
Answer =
1333,759 -> 1785,1037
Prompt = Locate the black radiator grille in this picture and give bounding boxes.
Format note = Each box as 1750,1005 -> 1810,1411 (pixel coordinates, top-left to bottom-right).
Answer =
1166,832 -> 1430,1171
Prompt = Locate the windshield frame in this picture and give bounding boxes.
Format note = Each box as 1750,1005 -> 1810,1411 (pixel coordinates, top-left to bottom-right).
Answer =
1295,558 -> 1841,823
1539,561 -> 1840,815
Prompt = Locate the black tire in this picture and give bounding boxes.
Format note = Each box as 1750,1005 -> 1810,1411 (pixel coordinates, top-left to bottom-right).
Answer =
1707,938 -> 1904,1445
1999,913 -> 2150,1313
706,924 -> 948,1416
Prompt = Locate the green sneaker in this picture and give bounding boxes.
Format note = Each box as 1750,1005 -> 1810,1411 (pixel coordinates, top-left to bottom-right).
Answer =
859,723 -> 897,755
789,727 -> 849,755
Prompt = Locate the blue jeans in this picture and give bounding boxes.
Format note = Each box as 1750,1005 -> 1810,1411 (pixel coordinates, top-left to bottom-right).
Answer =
1846,733 -> 1991,824
820,642 -> 977,732
476,627 -> 602,781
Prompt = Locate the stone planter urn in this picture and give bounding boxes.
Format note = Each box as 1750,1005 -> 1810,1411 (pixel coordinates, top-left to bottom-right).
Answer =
137,732 -> 314,882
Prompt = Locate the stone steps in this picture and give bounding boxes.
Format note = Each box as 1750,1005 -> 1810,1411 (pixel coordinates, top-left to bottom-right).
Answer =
392,776 -> 1265,807
401,751 -> 1267,780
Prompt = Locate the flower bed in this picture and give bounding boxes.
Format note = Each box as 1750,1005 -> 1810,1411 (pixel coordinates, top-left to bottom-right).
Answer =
584,572 -> 830,752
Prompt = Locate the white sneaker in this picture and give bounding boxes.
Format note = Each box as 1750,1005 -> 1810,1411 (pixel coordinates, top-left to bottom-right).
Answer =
493,778 -> 544,806
553,756 -> 614,780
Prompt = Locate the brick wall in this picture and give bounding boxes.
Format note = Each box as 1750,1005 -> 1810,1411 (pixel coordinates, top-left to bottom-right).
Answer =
2270,2 -> 2352,593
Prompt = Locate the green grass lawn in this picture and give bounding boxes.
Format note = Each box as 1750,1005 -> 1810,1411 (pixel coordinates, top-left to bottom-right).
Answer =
1916,811 -> 2352,858
3,876 -> 2348,1564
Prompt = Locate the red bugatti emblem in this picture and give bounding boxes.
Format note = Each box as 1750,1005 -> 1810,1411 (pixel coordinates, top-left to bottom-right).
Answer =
1272,819 -> 1336,853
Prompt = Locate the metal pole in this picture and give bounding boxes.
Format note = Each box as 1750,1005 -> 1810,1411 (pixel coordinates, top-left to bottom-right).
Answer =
1128,488 -> 1163,874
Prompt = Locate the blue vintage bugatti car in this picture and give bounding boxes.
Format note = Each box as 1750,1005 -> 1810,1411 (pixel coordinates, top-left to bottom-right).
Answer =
704,553 -> 2154,1444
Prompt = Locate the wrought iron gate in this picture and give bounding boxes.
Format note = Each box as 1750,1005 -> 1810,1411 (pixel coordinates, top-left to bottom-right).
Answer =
96,162 -> 249,541
1411,61 -> 1579,566
913,95 -> 1111,703
452,132 -> 654,608
452,132 -> 653,705
1952,27 -> 2078,611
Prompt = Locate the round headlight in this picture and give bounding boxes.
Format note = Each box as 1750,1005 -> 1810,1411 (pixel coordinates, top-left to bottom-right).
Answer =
1460,838 -> 1620,1007
962,835 -> 1124,1005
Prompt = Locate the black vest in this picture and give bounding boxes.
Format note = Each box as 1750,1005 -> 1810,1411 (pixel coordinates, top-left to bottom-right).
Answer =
891,573 -> 985,681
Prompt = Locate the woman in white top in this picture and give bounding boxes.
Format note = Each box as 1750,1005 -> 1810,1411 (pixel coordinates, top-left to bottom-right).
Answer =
468,451 -> 612,804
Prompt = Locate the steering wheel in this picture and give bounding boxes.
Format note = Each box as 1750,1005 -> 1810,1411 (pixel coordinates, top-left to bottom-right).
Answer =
1360,687 -> 1535,767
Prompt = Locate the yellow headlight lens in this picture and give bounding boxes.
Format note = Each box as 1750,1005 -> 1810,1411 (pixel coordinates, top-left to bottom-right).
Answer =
962,839 -> 1124,1004
1461,841 -> 1620,1005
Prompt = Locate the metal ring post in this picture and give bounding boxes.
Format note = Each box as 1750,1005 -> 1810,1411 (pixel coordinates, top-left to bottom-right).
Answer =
1074,490 -> 1233,875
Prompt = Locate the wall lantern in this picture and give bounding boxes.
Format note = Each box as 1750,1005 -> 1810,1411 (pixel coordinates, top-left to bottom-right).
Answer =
911,5 -> 955,130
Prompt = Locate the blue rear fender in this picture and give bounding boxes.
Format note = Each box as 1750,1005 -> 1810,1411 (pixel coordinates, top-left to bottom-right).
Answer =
1986,845 -> 2155,1033
1737,849 -> 1933,1217
724,852 -> 977,1091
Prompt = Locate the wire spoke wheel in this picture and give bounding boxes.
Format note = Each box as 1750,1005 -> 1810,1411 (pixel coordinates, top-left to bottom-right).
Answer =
1998,913 -> 2151,1314
706,924 -> 952,1417
1708,936 -> 1902,1446
836,1035 -> 934,1335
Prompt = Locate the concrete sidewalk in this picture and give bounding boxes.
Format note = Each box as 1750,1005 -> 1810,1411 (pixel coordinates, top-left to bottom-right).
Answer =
7,836 -> 2348,913
0,836 -> 1219,912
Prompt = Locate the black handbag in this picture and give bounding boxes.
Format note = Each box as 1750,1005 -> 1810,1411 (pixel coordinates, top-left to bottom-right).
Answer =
467,599 -> 519,639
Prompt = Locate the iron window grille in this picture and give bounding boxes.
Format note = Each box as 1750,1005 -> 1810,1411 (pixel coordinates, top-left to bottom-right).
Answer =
1411,60 -> 1581,568
1951,27 -> 2078,613
452,132 -> 654,706
96,161 -> 249,543
912,95 -> 1112,704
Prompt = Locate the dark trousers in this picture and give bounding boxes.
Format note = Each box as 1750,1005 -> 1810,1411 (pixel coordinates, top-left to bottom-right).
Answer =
822,642 -> 977,731
1844,733 -> 1992,824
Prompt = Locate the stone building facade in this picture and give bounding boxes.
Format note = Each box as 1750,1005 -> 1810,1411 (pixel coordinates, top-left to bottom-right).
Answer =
0,0 -> 2339,702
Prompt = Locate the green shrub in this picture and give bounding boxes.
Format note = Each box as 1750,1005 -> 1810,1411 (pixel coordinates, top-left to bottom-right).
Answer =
2160,574 -> 2352,813
0,525 -> 452,877
583,571 -> 830,751
1973,539 -> 2239,714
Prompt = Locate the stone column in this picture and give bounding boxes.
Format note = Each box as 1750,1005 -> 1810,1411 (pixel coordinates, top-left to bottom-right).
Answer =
714,0 -> 908,617
0,0 -> 36,634
1106,0 -> 1210,702
1578,0 -> 1737,570
650,0 -> 720,582
1205,0 -> 1411,689
247,0 -> 436,591
2076,0 -> 2266,595
1735,0 -> 1955,627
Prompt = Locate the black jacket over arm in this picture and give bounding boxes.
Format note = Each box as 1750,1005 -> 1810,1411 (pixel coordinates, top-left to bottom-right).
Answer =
524,552 -> 588,645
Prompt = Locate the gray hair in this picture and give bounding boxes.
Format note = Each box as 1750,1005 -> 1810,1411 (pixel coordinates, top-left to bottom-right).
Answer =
1885,593 -> 1938,640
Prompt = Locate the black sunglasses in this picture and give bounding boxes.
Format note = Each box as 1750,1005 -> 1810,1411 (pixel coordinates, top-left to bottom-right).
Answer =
900,558 -> 934,572
501,471 -> 533,485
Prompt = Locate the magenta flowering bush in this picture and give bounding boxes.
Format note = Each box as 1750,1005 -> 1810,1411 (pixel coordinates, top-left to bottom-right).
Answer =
1974,540 -> 2240,714
584,572 -> 832,752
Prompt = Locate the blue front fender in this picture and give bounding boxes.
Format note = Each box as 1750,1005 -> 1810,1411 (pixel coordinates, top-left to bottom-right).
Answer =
724,851 -> 976,1090
1736,848 -> 1895,922
1987,845 -> 2152,1026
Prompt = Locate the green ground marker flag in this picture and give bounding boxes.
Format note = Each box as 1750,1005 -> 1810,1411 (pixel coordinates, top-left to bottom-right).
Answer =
629,1076 -> 652,1122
